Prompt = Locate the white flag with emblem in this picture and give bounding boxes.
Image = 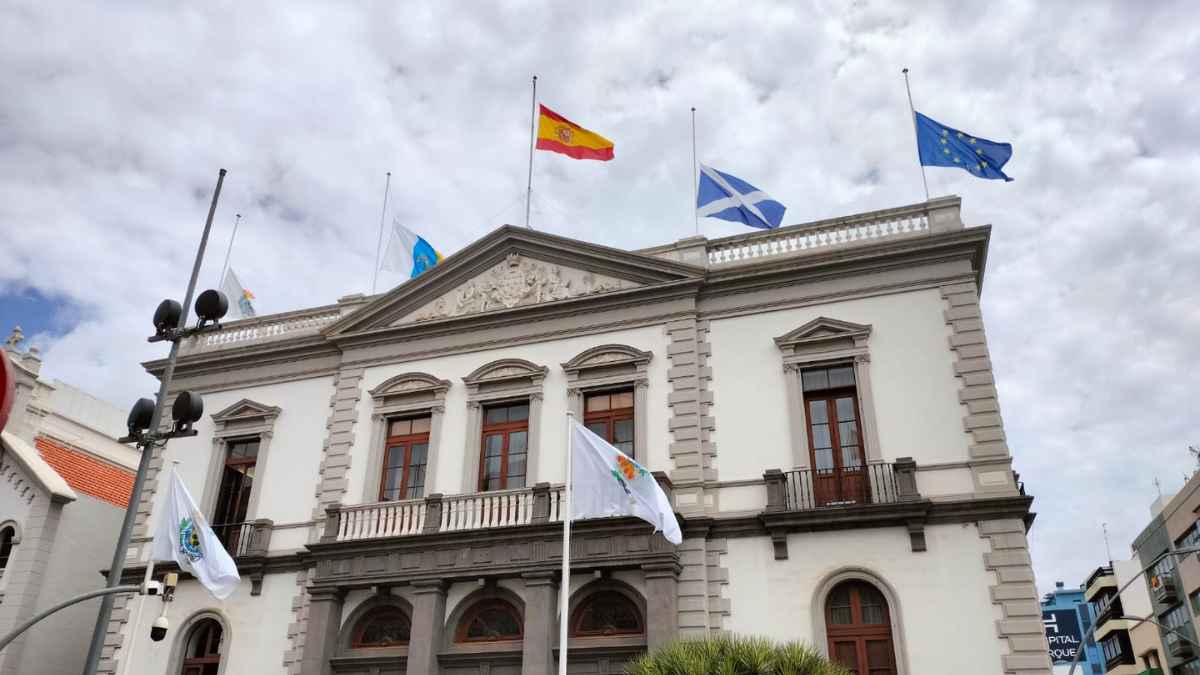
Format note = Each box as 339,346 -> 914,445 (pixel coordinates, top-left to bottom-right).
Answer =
150,471 -> 240,599
570,420 -> 682,544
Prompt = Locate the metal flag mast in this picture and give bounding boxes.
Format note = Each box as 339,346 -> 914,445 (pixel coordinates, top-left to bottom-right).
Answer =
371,171 -> 392,294
525,75 -> 538,229
691,107 -> 699,235
217,213 -> 241,287
558,411 -> 575,675
902,68 -> 931,202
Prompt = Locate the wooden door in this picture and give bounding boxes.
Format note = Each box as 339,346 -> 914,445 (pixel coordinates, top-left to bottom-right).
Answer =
806,393 -> 868,506
826,581 -> 897,675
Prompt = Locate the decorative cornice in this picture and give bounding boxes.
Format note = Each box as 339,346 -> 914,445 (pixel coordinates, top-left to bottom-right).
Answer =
211,398 -> 282,425
562,344 -> 653,376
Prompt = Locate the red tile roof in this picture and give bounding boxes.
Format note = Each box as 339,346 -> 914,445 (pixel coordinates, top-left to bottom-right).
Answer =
35,436 -> 134,508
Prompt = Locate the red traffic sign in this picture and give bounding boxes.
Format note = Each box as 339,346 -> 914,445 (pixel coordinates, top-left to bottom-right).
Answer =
0,351 -> 14,433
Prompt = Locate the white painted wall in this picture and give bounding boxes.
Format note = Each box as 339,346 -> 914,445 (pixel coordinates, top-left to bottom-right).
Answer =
15,494 -> 125,675
0,467 -> 35,599
707,288 -> 968,483
119,571 -> 299,675
146,376 -> 334,547
722,523 -> 1006,675
350,325 -> 671,503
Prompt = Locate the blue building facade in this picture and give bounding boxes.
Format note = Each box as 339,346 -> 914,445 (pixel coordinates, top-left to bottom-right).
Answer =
1042,582 -> 1104,673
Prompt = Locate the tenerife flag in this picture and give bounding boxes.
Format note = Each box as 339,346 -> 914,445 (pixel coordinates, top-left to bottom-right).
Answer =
382,219 -> 443,279
915,111 -> 1013,181
696,164 -> 786,230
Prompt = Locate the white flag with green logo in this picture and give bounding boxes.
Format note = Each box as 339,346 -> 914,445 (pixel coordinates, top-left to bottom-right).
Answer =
150,471 -> 240,599
570,420 -> 682,544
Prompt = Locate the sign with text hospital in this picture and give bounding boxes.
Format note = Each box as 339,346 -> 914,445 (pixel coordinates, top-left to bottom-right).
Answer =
1043,609 -> 1083,664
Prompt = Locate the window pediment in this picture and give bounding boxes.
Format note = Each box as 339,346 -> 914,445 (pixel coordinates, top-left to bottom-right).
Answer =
463,358 -> 548,390
775,317 -> 872,360
562,344 -> 652,378
210,399 -> 281,428
369,372 -> 451,399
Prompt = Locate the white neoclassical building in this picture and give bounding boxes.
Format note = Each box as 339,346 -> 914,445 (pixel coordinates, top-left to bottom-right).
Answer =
100,196 -> 1051,675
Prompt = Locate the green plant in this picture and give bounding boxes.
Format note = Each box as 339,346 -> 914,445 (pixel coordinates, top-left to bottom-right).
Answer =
624,635 -> 851,675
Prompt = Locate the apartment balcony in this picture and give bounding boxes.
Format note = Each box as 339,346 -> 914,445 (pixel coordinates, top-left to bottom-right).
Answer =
1152,575 -> 1179,605
1167,630 -> 1195,659
212,519 -> 275,557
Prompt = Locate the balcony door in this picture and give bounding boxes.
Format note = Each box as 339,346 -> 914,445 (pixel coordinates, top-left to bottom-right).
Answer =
379,416 -> 431,501
212,437 -> 257,553
803,365 -> 868,507
479,402 -> 529,491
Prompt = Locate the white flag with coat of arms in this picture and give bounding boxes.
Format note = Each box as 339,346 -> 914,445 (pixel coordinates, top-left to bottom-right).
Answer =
150,471 -> 240,599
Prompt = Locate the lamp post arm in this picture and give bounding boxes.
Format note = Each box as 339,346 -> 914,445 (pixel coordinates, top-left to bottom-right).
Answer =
0,585 -> 141,653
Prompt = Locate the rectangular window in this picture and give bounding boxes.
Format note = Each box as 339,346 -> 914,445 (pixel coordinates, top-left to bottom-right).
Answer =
479,402 -> 530,491
584,389 -> 635,458
379,416 -> 431,501
1178,522 -> 1200,550
1100,634 -> 1122,663
1162,603 -> 1190,629
212,437 -> 258,552
802,365 -> 867,506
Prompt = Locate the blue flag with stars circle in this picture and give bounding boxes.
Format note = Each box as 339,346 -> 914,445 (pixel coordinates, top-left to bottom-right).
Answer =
915,111 -> 1013,182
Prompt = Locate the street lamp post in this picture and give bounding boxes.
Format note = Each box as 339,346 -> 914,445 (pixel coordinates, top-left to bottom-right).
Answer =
81,169 -> 230,675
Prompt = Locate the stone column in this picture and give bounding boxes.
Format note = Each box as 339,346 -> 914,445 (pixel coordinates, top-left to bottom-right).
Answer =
407,580 -> 448,675
522,572 -> 558,675
642,562 -> 681,651
300,588 -> 345,675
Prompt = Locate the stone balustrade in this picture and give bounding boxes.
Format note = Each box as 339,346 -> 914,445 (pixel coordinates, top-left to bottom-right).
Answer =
325,483 -> 565,543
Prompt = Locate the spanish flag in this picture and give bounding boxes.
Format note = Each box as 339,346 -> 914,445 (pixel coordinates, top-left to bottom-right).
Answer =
535,105 -> 614,161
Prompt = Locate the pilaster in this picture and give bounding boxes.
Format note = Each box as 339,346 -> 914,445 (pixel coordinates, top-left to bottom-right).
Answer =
407,580 -> 447,675
522,571 -> 559,675
299,588 -> 345,675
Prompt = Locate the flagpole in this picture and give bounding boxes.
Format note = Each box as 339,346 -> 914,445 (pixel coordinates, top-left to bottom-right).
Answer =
525,75 -> 538,230
217,213 -> 241,287
558,411 -> 574,675
371,171 -> 392,294
901,68 -> 931,202
691,107 -> 699,235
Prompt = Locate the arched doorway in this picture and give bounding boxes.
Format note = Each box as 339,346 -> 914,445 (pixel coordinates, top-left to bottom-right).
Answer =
180,618 -> 223,675
825,580 -> 897,675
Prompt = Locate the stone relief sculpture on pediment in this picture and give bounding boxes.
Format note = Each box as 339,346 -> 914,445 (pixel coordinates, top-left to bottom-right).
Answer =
394,253 -> 636,325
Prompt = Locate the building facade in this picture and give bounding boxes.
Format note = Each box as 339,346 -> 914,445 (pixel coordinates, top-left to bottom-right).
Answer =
103,197 -> 1050,675
1042,581 -> 1102,673
0,329 -> 138,675
1133,473 -> 1200,673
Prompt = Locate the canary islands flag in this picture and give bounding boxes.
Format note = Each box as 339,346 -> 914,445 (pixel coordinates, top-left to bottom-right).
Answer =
535,105 -> 614,161
915,111 -> 1013,181
382,219 -> 443,279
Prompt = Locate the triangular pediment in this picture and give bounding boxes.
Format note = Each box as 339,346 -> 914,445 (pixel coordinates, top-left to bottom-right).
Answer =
326,226 -> 704,335
774,317 -> 872,350
211,398 -> 281,424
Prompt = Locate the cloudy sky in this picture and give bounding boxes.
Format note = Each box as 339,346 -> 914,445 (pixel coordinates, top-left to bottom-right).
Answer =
2,2 -> 1197,592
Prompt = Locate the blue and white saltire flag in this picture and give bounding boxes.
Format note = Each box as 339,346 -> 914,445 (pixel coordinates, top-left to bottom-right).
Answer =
381,218 -> 444,279
696,164 -> 787,230
151,470 -> 240,599
915,111 -> 1014,181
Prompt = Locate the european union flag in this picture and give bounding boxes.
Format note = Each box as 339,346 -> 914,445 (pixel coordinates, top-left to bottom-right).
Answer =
915,111 -> 1013,182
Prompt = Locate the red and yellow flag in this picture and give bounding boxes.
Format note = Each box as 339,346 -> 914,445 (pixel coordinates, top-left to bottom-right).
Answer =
535,104 -> 614,161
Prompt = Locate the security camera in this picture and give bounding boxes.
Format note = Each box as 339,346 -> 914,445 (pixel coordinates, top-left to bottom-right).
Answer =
150,615 -> 169,642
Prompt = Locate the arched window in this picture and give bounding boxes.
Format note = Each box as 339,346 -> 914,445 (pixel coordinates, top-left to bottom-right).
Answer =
351,606 -> 412,648
825,580 -> 897,675
180,618 -> 223,675
570,591 -> 643,637
0,526 -> 15,571
455,599 -> 523,643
